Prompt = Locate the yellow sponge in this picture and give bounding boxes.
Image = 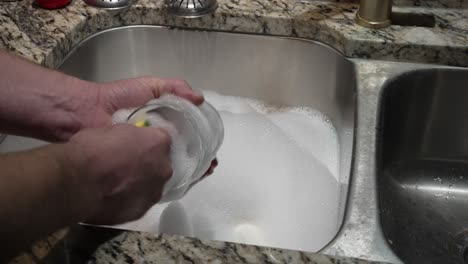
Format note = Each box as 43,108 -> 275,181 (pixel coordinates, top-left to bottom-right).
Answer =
135,120 -> 150,127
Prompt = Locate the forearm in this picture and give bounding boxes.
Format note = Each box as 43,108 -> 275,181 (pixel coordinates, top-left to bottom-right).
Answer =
0,50 -> 96,141
0,144 -> 98,261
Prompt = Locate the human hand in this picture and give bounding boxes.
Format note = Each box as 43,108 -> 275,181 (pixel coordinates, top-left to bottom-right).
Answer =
74,77 -> 217,177
76,77 -> 204,131
63,124 -> 173,225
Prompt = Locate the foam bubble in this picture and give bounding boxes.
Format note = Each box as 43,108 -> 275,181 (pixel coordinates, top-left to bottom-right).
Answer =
204,90 -> 256,114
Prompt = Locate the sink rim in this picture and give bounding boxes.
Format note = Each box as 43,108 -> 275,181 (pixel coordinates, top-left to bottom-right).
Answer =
57,24 -> 349,69
57,24 -> 357,254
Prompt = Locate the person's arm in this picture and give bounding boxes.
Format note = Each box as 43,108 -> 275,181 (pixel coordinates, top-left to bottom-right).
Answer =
0,124 -> 173,262
0,50 -> 93,141
0,50 -> 203,141
0,144 -> 91,259
0,50 -> 218,261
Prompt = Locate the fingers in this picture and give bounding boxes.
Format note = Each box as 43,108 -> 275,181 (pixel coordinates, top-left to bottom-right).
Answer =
76,124 -> 175,225
102,77 -> 204,113
185,159 -> 218,195
158,78 -> 204,105
203,159 -> 218,177
142,126 -> 172,154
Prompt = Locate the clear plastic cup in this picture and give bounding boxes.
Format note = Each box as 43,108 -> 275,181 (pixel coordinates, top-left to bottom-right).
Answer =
126,94 -> 224,202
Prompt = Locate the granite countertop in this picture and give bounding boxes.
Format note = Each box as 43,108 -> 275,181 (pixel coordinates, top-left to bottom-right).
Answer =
1,0 -> 467,263
0,0 -> 467,68
10,225 -> 383,264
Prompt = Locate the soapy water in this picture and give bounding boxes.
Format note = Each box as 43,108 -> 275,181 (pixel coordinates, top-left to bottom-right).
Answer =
0,90 -> 343,252
116,90 -> 343,252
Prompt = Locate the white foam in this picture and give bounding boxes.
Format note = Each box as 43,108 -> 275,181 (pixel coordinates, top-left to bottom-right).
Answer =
112,109 -> 134,124
117,91 -> 342,252
204,90 -> 256,114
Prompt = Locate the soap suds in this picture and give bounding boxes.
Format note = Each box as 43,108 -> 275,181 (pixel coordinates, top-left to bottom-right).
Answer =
117,90 -> 342,252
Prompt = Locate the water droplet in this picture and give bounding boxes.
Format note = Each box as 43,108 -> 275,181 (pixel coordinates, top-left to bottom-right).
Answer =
433,177 -> 443,184
449,184 -> 453,189
460,176 -> 464,180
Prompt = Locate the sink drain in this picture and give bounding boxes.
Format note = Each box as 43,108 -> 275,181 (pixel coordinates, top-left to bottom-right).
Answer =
450,230 -> 468,263
463,247 -> 468,264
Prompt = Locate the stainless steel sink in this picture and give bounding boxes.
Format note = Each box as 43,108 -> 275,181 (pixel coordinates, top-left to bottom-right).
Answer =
2,26 -> 356,253
377,69 -> 468,264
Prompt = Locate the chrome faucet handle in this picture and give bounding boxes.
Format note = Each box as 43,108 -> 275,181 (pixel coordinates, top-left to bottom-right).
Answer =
164,0 -> 218,18
84,0 -> 133,10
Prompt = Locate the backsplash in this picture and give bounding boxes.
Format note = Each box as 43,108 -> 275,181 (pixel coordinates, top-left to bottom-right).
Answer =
305,0 -> 467,8
393,0 -> 467,7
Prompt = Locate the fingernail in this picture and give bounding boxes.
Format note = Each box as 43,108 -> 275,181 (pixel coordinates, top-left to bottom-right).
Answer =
193,89 -> 203,97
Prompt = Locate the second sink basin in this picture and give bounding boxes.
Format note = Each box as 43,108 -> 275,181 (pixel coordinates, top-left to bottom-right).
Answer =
378,68 -> 468,264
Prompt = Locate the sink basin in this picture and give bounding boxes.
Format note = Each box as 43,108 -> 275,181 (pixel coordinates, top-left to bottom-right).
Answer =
377,68 -> 468,264
1,26 -> 356,252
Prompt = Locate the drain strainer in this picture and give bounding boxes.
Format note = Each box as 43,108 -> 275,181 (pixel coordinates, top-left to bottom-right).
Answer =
450,229 -> 468,263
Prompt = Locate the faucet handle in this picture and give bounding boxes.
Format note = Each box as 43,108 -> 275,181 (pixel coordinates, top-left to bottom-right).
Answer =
165,0 -> 218,18
356,0 -> 392,29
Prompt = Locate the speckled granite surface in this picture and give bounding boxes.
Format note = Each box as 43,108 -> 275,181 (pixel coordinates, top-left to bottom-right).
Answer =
394,0 -> 468,8
10,225 -> 384,264
0,0 -> 467,68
